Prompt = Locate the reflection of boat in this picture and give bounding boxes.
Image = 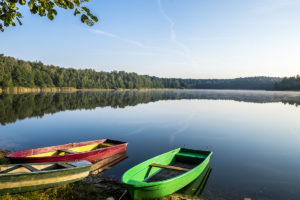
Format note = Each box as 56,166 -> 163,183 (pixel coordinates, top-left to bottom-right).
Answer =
6,139 -> 128,163
0,161 -> 91,194
175,165 -> 212,197
122,148 -> 213,199
90,152 -> 128,174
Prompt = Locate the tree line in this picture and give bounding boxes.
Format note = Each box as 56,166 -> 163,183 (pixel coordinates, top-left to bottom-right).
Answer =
0,54 -> 281,90
273,75 -> 300,90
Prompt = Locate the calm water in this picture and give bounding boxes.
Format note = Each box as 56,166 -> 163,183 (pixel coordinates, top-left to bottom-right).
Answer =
1,90 -> 300,200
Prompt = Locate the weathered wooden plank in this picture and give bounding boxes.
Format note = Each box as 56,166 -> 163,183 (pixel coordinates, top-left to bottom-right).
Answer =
22,164 -> 39,172
150,163 -> 190,172
58,149 -> 78,154
0,165 -> 22,174
57,163 -> 74,168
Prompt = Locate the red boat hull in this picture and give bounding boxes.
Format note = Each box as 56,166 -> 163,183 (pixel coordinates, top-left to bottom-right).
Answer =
6,139 -> 128,164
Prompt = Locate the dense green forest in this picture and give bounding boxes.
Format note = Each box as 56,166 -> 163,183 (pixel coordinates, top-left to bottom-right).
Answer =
273,75 -> 300,90
0,54 -> 281,90
1,90 -> 300,125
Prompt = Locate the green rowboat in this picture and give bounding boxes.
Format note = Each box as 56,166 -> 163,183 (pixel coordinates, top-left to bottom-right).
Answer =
122,148 -> 213,199
0,160 -> 91,194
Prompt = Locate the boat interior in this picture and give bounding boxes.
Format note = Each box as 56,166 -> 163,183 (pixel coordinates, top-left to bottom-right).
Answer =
0,163 -> 75,174
135,149 -> 210,183
27,140 -> 117,157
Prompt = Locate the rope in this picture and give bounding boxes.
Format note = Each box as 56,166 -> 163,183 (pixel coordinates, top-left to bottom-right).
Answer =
119,190 -> 127,200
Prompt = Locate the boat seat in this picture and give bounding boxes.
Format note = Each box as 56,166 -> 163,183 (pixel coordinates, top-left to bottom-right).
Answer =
0,165 -> 22,174
41,162 -> 74,171
22,164 -> 39,172
149,163 -> 190,172
99,143 -> 114,148
176,152 -> 206,159
0,164 -> 38,173
56,163 -> 74,168
58,149 -> 78,154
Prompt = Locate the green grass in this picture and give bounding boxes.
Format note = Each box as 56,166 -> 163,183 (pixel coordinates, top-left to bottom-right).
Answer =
0,150 -> 10,165
0,183 -> 106,200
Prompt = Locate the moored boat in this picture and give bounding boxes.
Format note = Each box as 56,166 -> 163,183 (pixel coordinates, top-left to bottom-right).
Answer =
0,161 -> 91,194
6,139 -> 128,163
122,148 -> 212,199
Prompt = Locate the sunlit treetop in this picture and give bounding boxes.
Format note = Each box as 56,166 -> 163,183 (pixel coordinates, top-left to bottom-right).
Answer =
0,0 -> 98,32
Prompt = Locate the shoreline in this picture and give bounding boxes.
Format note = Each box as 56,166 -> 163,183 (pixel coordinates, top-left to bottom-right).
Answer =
2,87 -> 300,95
0,87 -> 173,94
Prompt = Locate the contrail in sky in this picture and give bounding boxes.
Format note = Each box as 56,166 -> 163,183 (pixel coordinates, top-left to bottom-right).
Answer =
88,28 -> 189,58
157,0 -> 198,69
88,29 -> 145,48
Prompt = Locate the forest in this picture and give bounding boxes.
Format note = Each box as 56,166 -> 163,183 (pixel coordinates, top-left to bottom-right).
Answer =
273,76 -> 300,90
0,54 -> 281,90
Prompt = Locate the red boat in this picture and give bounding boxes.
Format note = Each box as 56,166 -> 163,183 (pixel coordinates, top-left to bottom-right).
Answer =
6,139 -> 128,163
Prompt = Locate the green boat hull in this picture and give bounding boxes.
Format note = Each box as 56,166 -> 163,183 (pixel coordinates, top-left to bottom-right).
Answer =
122,148 -> 212,199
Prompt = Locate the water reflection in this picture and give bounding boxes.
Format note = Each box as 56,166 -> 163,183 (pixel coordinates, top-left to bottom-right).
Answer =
165,165 -> 212,199
1,90 -> 300,200
1,90 -> 300,125
91,152 -> 128,174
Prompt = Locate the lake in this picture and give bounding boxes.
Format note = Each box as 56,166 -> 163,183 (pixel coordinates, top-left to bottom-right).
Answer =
1,89 -> 300,200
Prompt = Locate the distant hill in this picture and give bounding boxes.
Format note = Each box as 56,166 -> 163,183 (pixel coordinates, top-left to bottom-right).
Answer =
0,54 -> 281,90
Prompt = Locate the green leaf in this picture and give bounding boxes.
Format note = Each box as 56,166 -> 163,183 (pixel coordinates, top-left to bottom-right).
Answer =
19,0 -> 26,5
28,1 -> 34,10
80,14 -> 88,23
52,9 -> 57,15
91,15 -> 98,22
47,13 -> 54,20
16,17 -> 22,25
74,8 -> 80,16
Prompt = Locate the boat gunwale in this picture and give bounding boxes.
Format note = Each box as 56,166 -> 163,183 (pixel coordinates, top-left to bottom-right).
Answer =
122,148 -> 213,188
0,161 -> 91,177
6,139 -> 128,160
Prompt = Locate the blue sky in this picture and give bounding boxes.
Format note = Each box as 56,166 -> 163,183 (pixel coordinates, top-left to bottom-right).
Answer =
1,0 -> 300,78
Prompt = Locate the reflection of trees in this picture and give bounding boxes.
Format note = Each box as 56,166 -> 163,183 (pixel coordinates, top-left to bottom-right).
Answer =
1,90 -> 300,125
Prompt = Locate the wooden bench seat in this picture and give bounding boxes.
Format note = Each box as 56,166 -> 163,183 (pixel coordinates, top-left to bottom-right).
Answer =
57,163 -> 74,168
22,164 -> 39,172
0,164 -> 38,173
149,163 -> 190,172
